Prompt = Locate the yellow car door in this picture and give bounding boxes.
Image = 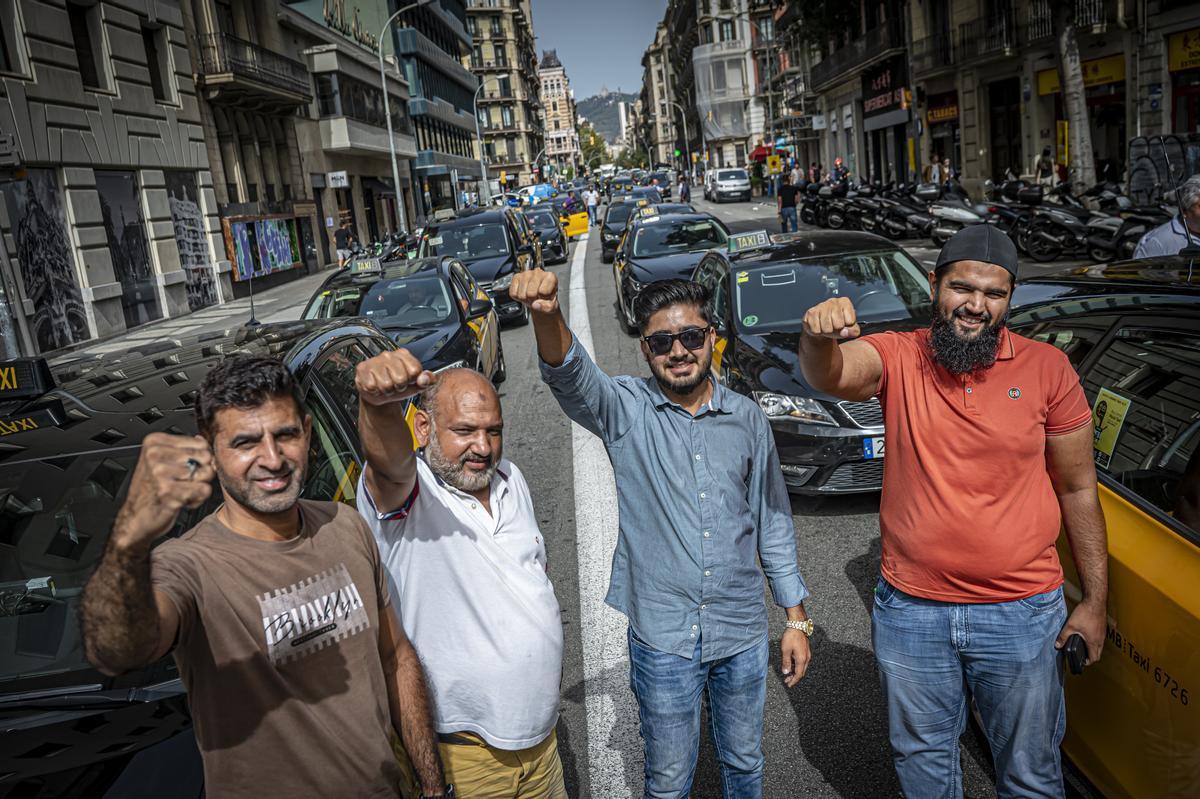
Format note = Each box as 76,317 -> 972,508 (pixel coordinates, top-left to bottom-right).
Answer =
560,210 -> 588,239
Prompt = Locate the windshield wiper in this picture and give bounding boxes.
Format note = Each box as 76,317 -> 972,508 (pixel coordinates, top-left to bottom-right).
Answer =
0,679 -> 185,710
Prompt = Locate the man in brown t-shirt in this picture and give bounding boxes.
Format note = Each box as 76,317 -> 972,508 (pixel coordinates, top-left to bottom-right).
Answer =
79,356 -> 450,799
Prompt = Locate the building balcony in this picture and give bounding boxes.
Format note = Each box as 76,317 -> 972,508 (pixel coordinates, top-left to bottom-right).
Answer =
1026,0 -> 1123,43
319,116 -> 417,160
196,32 -> 311,110
394,27 -> 477,91
473,59 -> 512,71
810,18 -> 905,92
958,6 -> 1018,62
694,39 -> 749,61
910,31 -> 956,76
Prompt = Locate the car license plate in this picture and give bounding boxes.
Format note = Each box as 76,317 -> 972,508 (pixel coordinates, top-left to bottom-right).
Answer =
862,437 -> 885,459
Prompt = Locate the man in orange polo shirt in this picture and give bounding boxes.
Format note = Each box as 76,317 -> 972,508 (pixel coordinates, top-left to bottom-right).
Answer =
799,225 -> 1108,799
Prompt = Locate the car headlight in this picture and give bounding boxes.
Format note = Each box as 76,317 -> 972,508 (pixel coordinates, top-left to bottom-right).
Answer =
491,273 -> 514,291
603,232 -> 619,242
752,392 -> 837,426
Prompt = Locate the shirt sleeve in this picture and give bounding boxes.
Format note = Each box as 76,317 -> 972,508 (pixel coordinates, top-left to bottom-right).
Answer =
859,331 -> 904,397
149,544 -> 200,649
1045,349 -> 1092,436
749,422 -> 809,609
538,334 -> 633,443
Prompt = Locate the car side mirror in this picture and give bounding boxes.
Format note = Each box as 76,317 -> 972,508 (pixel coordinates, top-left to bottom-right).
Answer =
467,297 -> 493,319
517,242 -> 534,255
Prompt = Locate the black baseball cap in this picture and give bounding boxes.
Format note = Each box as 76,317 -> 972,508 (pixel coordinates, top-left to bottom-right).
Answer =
934,224 -> 1019,279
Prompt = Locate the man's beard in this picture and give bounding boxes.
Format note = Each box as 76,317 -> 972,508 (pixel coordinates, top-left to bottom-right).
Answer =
425,425 -> 499,493
648,347 -> 713,395
217,460 -> 305,515
928,305 -> 1006,376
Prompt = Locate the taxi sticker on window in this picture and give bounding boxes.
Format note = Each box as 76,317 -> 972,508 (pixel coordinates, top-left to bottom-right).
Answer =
1092,388 -> 1131,469
428,236 -> 444,246
736,271 -> 749,284
742,314 -> 759,326
761,271 -> 796,286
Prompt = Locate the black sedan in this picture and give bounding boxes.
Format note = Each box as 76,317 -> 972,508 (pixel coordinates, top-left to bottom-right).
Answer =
692,231 -> 933,493
600,199 -> 640,263
303,256 -> 505,383
613,212 -> 730,333
522,205 -> 569,265
0,321 -> 410,797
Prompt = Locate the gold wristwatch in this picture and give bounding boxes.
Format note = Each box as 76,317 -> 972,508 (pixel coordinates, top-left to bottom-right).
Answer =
785,619 -> 814,636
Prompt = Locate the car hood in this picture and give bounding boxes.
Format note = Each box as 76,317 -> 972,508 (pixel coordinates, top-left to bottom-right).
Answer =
629,251 -> 708,282
383,322 -> 457,365
736,318 -> 926,400
462,254 -> 515,283
535,229 -> 562,243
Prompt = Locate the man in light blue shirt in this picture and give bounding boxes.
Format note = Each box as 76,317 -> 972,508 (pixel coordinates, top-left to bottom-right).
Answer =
1134,175 -> 1200,258
509,270 -> 812,799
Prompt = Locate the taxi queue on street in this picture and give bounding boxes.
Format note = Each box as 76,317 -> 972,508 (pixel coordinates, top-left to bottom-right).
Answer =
0,169 -> 1196,798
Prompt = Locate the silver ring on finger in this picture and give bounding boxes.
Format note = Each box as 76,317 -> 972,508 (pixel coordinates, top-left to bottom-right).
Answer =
186,458 -> 201,481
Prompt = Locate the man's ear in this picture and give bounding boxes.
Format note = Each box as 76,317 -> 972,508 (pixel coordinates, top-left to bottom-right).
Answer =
412,409 -> 431,448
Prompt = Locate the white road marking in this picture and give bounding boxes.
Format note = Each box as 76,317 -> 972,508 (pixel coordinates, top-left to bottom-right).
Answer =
568,232 -> 643,797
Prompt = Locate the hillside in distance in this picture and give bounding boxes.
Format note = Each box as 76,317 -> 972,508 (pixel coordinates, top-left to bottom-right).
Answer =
576,90 -> 638,144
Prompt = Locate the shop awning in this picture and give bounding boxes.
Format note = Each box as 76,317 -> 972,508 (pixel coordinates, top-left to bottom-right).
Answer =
749,145 -> 782,161
362,177 -> 403,196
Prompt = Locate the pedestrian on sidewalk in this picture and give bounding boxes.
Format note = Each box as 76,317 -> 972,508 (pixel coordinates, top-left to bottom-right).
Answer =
778,173 -> 800,233
799,225 -> 1108,799
335,220 -> 354,268
79,357 -> 447,799
354,353 -> 568,799
511,272 -> 812,799
1034,146 -> 1056,187
678,176 -> 691,203
585,185 -> 599,226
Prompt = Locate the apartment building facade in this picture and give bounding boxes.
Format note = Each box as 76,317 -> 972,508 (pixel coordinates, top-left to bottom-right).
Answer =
465,0 -> 543,189
639,22 -> 678,167
538,50 -> 580,177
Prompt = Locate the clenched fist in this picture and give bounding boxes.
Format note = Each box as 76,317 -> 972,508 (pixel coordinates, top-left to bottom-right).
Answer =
509,268 -> 559,315
803,297 -> 861,340
112,433 -> 216,551
355,348 -> 436,406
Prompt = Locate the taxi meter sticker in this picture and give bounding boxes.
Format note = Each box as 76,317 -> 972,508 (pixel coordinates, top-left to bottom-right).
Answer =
1092,388 -> 1131,469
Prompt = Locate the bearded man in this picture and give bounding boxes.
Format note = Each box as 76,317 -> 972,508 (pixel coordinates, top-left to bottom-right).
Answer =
354,352 -> 567,799
799,224 -> 1108,799
510,272 -> 812,799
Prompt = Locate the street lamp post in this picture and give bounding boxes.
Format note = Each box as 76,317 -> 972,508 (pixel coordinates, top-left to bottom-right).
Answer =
378,0 -> 433,235
473,81 -> 492,205
667,100 -> 692,180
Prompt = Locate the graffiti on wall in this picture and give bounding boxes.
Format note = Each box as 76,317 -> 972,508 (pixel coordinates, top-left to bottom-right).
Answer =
1128,134 -> 1200,205
0,168 -> 90,352
228,217 -> 301,281
165,172 -> 218,312
95,171 -> 163,329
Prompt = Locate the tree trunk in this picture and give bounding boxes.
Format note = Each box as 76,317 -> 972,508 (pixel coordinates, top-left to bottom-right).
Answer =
1051,0 -> 1096,189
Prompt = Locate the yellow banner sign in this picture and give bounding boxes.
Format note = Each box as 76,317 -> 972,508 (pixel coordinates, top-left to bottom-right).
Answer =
1037,54 -> 1126,96
1056,120 -> 1069,167
766,155 -> 783,175
1169,28 -> 1200,72
927,104 -> 959,124
1092,388 -> 1131,469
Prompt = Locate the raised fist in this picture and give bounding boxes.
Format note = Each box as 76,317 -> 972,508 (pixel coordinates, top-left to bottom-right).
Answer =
355,348 -> 436,406
509,268 -> 559,315
112,433 -> 216,551
802,297 -> 861,340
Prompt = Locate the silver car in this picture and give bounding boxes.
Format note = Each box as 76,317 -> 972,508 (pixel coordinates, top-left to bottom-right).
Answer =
707,168 -> 752,203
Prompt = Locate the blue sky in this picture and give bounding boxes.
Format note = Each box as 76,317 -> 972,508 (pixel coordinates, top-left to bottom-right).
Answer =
529,0 -> 667,100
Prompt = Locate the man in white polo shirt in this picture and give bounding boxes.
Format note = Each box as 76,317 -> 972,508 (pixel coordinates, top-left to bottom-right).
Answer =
354,349 -> 566,799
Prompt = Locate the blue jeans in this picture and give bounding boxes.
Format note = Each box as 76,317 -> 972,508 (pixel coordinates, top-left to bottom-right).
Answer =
587,205 -> 597,225
872,578 -> 1068,799
628,627 -> 767,799
780,207 -> 798,232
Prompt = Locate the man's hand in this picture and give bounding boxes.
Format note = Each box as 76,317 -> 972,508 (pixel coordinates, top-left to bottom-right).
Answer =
1056,600 -> 1106,665
803,297 -> 861,340
356,348 -> 436,406
509,268 -> 560,315
780,629 -> 811,688
112,433 -> 215,552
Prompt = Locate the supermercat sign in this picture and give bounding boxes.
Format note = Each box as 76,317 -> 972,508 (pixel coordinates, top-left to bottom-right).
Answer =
321,0 -> 380,53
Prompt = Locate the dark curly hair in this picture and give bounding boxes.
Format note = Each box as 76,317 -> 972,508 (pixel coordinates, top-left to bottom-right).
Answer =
632,279 -> 712,334
195,356 -> 303,441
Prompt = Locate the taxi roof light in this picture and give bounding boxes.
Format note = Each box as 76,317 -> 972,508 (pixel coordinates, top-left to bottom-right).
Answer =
0,357 -> 55,401
727,230 -> 771,255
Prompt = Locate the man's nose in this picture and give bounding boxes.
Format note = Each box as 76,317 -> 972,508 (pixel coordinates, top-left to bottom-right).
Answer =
669,337 -> 690,358
258,438 -> 286,469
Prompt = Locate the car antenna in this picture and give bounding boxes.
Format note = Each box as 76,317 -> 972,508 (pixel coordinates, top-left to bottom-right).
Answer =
1155,135 -> 1200,282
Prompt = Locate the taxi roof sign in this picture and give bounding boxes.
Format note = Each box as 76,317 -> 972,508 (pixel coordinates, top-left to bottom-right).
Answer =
639,205 -> 659,217
0,358 -> 54,402
350,256 -> 383,276
727,230 -> 771,255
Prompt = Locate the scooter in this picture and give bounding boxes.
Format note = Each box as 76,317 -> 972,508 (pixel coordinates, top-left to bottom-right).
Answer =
1086,204 -> 1172,262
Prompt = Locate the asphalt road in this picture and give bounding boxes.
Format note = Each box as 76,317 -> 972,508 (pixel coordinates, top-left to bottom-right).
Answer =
493,196 -> 1007,799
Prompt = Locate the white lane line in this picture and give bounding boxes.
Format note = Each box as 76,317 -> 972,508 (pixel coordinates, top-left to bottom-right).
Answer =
568,232 -> 642,798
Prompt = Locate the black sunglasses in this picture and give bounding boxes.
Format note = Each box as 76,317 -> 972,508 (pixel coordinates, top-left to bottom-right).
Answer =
642,326 -> 711,356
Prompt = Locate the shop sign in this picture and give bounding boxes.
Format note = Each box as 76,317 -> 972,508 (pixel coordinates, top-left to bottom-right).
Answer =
926,91 -> 959,124
1037,54 -> 1126,95
321,0 -> 380,53
861,55 -> 909,119
812,113 -> 827,130
327,170 -> 349,188
1168,28 -> 1200,73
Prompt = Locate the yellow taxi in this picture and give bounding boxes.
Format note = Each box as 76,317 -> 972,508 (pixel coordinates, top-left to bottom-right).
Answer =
1009,261 -> 1200,798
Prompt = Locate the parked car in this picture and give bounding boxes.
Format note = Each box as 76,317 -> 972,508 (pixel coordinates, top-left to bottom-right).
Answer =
1008,258 -> 1200,799
521,205 -> 570,265
706,168 -> 752,203
613,212 -> 730,333
302,256 -> 505,383
417,207 -> 537,325
0,321 -> 412,798
691,230 -> 932,492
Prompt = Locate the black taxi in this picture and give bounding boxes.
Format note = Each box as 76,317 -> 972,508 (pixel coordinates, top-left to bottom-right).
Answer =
691,230 -> 933,493
0,321 -> 410,798
1008,259 -> 1200,799
302,256 -> 505,384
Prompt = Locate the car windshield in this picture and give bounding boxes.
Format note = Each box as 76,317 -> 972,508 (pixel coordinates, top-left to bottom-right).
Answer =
606,205 -> 634,226
419,224 -> 509,261
634,220 -> 728,257
718,170 -> 748,181
526,211 -> 559,231
734,249 -> 931,330
304,276 -> 454,327
650,173 -> 669,184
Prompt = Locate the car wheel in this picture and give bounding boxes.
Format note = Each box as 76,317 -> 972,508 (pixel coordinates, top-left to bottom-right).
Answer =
492,342 -> 507,384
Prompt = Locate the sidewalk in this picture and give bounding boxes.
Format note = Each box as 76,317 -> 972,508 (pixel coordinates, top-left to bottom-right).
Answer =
52,267 -> 337,362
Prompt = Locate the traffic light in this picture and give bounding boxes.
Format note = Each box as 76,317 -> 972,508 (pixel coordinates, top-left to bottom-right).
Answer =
674,148 -> 681,157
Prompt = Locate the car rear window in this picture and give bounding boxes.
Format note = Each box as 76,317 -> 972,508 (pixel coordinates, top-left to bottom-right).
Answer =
606,205 -> 634,225
718,170 -> 748,181
633,220 -> 728,257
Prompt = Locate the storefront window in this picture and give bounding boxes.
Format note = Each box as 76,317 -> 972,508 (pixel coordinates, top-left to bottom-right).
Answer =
94,171 -> 163,329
